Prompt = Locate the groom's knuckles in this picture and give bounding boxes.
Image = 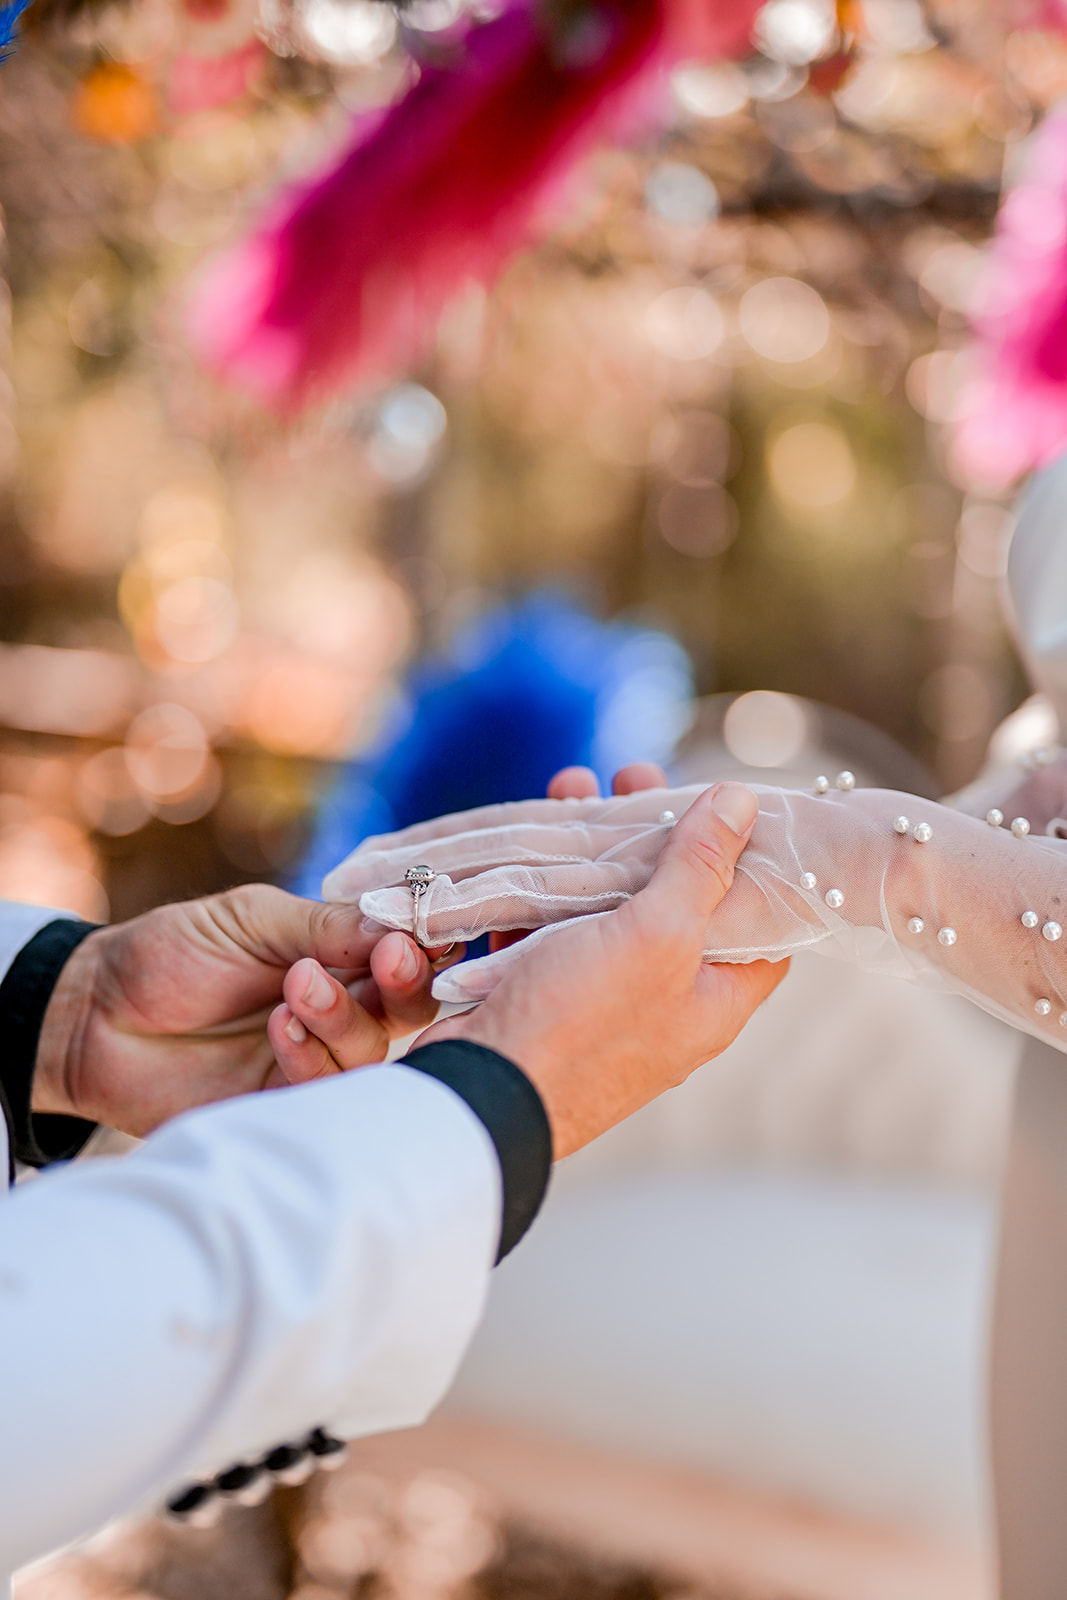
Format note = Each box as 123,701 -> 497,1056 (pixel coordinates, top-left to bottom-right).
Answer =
207,883 -> 372,969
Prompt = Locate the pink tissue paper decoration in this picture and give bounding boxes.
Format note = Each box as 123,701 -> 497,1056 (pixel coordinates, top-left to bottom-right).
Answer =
186,0 -> 759,414
954,107 -> 1067,488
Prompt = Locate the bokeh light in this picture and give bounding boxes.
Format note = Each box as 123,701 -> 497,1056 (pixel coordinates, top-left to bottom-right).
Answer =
671,62 -> 749,119
767,421 -> 857,509
754,0 -> 837,65
367,384 -> 448,484
124,703 -> 210,800
298,0 -> 396,64
655,482 -> 739,557
645,287 -> 724,360
723,690 -> 810,767
739,277 -> 831,364
644,162 -> 720,227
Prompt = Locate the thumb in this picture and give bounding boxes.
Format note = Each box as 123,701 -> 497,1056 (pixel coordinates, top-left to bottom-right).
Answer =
632,783 -> 759,951
211,885 -> 376,973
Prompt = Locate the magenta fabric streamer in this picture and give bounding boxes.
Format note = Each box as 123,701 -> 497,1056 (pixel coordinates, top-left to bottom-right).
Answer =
186,0 -> 758,413
955,107 -> 1067,487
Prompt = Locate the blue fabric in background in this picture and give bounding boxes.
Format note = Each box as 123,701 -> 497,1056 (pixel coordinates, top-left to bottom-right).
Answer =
0,0 -> 30,53
292,591 -> 693,899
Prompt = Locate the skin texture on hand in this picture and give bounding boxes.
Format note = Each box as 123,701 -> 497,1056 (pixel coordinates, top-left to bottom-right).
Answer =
280,780 -> 787,1160
32,884 -> 446,1137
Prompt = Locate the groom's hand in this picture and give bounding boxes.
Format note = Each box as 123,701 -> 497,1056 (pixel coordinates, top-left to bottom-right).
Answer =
434,782 -> 785,1157
270,762 -> 671,1083
31,885 -> 445,1137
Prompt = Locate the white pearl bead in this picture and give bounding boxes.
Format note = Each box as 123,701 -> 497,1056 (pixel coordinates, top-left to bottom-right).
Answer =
893,816 -> 910,835
907,916 -> 924,934
836,771 -> 856,791
800,872 -> 817,891
1036,998 -> 1053,1016
986,809 -> 1004,827
1059,1012 -> 1067,1027
913,822 -> 933,843
1022,911 -> 1040,929
659,810 -> 676,825
1011,817 -> 1031,838
937,927 -> 957,947
1044,921 -> 1063,942
814,775 -> 829,794
825,888 -> 844,909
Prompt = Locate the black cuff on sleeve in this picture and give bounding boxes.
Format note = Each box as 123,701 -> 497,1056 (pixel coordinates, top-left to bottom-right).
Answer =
0,919 -> 100,1180
400,1040 -> 552,1263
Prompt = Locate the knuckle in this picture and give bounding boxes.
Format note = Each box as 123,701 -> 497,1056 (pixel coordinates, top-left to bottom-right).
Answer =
681,833 -> 735,896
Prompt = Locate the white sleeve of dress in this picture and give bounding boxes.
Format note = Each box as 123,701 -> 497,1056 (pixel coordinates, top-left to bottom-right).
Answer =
0,1063 -> 499,1575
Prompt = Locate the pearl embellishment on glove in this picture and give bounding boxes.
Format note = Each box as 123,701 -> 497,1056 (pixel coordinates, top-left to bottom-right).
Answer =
659,810 -> 676,825
825,888 -> 844,909
907,917 -> 924,934
1011,817 -> 1031,837
1037,998 -> 1053,1016
836,771 -> 856,791
987,809 -> 1004,827
1022,911 -> 1040,929
894,816 -> 910,835
938,927 -> 957,947
913,822 -> 933,843
800,872 -> 817,890
814,776 -> 829,794
1044,921 -> 1063,942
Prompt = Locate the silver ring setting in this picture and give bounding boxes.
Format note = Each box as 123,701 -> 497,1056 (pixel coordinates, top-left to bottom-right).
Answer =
404,864 -> 435,934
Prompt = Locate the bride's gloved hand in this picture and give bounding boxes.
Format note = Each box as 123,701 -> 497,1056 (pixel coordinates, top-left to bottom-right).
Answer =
327,776 -> 1067,1049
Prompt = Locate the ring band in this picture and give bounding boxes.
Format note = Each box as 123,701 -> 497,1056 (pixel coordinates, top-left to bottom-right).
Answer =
404,864 -> 435,939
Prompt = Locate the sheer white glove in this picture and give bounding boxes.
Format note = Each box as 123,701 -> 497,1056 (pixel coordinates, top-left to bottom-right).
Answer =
325,780 -> 1067,1048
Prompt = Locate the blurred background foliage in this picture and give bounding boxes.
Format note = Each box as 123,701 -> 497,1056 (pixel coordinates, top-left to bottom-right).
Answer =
0,0 -> 1048,920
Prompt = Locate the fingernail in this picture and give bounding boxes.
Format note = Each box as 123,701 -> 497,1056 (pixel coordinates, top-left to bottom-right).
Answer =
302,964 -> 334,1011
394,940 -> 420,983
711,782 -> 759,838
285,1014 -> 307,1044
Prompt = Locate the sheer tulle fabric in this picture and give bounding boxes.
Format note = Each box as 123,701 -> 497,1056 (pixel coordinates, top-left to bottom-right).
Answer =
325,783 -> 1067,1048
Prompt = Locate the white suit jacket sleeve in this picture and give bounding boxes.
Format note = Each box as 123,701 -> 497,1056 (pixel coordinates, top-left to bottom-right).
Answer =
0,900 -> 75,986
0,1062 -> 502,1575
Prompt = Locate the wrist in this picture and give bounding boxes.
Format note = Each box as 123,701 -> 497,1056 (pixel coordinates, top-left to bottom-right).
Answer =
33,932 -> 100,1120
450,1013 -> 579,1159
400,1038 -> 552,1260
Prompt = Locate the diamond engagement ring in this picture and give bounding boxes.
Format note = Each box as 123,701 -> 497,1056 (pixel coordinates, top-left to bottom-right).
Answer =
404,864 -> 435,934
